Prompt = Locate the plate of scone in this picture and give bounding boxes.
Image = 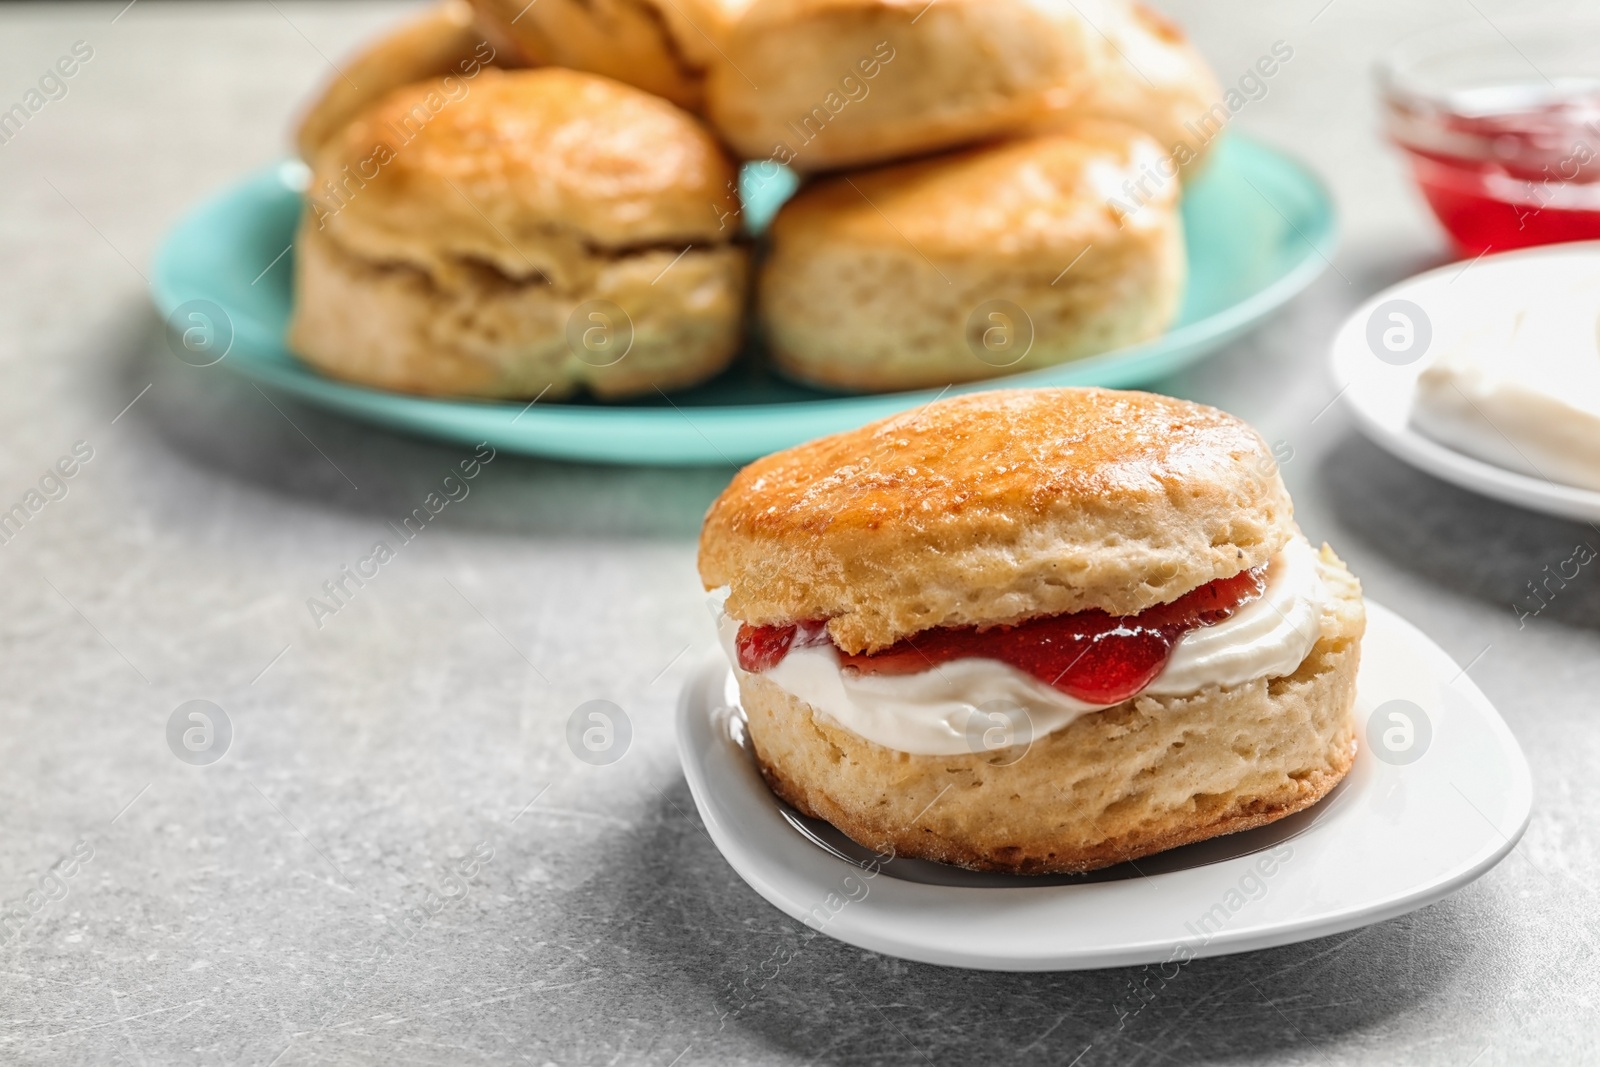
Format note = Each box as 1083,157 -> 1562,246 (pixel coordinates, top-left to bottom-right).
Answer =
150,0 -> 1334,465
681,388 -> 1530,970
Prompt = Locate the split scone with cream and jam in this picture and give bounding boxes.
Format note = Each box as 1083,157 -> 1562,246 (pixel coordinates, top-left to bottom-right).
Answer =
697,387 -> 1364,874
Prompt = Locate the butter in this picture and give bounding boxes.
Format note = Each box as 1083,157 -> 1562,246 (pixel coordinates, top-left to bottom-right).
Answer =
1411,266 -> 1600,492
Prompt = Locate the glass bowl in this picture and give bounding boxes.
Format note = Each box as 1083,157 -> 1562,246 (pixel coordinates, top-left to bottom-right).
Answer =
1379,19 -> 1600,255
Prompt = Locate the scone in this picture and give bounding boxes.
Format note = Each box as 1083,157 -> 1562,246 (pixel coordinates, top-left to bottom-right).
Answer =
698,388 -> 1363,874
1054,0 -> 1226,175
467,0 -> 746,112
759,123 -> 1185,392
293,0 -> 522,162
289,69 -> 748,401
704,0 -> 1094,172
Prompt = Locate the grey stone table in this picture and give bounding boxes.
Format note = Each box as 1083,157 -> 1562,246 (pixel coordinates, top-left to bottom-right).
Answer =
0,1 -> 1595,1063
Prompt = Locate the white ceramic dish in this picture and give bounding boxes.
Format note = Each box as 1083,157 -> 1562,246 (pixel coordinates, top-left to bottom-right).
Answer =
1331,241 -> 1600,522
676,600 -> 1531,971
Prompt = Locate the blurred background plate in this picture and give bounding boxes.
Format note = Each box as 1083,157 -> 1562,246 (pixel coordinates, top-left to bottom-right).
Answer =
150,133 -> 1336,466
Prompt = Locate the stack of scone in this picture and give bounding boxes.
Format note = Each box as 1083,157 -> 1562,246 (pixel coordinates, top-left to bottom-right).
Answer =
699,389 -> 1363,872
288,0 -> 1222,399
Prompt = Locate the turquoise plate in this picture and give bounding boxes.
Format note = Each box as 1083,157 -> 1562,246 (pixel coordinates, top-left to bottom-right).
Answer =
150,135 -> 1335,466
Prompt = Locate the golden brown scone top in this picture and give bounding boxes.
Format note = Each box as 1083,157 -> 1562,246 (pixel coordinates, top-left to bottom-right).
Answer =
706,0 -> 1093,171
1048,0 -> 1225,173
306,68 -> 740,290
699,388 -> 1295,653
467,0 -> 744,111
770,122 -> 1177,261
294,0 -> 517,162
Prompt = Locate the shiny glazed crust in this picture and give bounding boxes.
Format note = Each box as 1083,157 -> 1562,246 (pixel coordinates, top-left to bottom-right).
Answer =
467,0 -> 744,111
758,124 -> 1184,392
739,547 -> 1364,874
704,0 -> 1093,171
698,388 -> 1294,653
293,1 -> 521,162
1042,0 -> 1225,175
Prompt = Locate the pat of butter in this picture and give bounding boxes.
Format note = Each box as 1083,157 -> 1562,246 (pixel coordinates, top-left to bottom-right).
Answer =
1410,269 -> 1600,491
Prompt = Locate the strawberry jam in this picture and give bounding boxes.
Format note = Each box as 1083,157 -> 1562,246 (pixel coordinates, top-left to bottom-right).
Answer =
734,567 -> 1267,705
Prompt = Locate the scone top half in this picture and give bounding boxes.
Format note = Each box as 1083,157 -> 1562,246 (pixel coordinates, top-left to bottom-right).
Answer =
699,387 -> 1293,654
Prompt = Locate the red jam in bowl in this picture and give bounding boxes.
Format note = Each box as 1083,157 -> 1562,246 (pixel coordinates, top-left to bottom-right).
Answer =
1380,22 -> 1600,256
734,566 -> 1267,706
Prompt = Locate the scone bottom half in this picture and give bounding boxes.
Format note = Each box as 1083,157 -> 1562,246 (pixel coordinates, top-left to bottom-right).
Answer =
698,387 -> 1365,874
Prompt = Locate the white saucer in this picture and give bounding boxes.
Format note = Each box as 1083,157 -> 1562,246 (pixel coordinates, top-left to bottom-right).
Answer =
1331,241 -> 1600,522
676,601 -> 1531,971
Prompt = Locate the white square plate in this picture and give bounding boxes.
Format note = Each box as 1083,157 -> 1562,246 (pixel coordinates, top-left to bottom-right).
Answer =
676,601 -> 1531,971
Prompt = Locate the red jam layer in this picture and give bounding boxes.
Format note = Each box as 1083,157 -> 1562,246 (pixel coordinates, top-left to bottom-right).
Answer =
734,567 -> 1267,706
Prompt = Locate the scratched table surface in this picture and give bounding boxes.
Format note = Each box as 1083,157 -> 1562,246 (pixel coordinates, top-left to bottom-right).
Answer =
0,1 -> 1595,1063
